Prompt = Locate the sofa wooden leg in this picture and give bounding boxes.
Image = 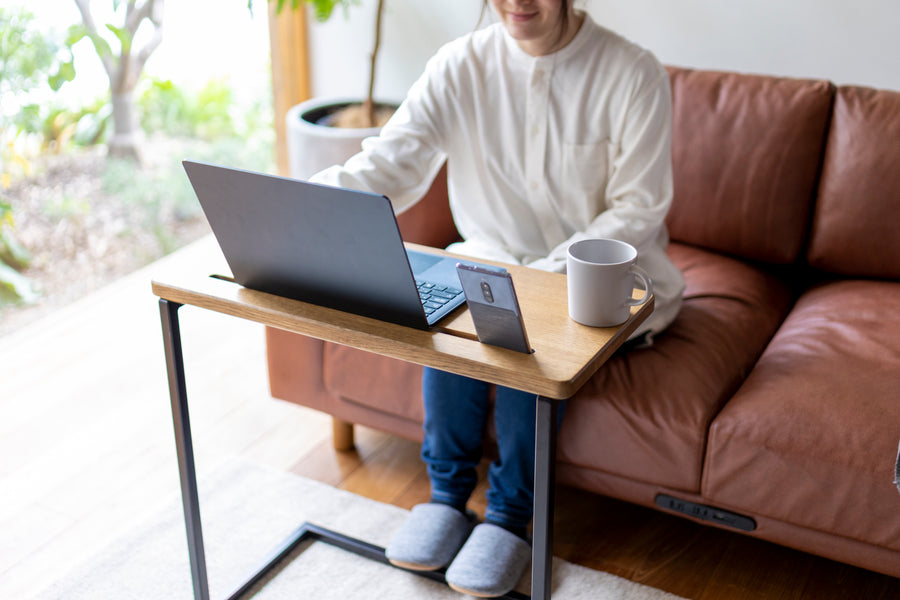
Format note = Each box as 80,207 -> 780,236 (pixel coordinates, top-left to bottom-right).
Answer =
332,418 -> 355,451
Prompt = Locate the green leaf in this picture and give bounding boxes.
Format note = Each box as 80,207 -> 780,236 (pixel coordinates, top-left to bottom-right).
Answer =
48,59 -> 76,91
0,228 -> 31,271
72,24 -> 114,62
312,0 -> 337,21
268,0 -> 360,21
0,261 -> 38,306
105,24 -> 132,53
0,200 -> 32,271
66,23 -> 90,46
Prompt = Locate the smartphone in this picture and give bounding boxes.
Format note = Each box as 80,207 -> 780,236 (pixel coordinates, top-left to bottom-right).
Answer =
456,263 -> 533,354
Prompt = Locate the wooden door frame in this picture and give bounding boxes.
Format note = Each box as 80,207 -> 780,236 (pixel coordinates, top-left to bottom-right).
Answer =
267,3 -> 311,176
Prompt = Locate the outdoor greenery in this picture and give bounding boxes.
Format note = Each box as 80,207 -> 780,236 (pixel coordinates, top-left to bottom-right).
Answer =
0,4 -> 274,316
0,199 -> 37,306
1,7 -> 77,178
138,78 -> 236,140
1,6 -> 68,306
70,0 -> 165,161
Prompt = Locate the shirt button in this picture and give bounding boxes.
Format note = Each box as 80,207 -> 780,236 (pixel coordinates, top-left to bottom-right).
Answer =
529,180 -> 540,191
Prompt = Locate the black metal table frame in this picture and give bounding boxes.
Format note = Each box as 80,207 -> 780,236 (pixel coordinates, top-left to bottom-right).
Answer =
159,298 -> 560,600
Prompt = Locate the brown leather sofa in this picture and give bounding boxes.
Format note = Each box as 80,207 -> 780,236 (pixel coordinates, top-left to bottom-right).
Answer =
265,67 -> 900,578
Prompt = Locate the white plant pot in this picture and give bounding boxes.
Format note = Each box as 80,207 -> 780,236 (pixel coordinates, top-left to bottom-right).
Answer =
286,97 -> 384,180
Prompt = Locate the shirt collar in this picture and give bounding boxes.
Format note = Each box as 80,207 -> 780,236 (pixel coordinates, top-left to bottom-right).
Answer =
500,10 -> 593,67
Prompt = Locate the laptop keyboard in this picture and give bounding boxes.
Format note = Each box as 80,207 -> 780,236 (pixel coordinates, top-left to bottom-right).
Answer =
416,280 -> 464,316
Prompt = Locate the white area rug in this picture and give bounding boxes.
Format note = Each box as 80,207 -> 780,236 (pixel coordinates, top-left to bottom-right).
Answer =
32,460 -> 687,599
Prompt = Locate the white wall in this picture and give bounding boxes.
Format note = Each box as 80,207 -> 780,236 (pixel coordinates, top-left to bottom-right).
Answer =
585,0 -> 900,89
307,0 -> 900,103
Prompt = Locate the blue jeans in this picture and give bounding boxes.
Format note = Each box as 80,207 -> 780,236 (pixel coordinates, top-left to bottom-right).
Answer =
421,367 -> 539,531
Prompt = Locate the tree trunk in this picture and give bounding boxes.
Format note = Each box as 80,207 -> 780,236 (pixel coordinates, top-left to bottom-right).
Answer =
364,0 -> 386,127
73,0 -> 164,165
108,91 -> 143,163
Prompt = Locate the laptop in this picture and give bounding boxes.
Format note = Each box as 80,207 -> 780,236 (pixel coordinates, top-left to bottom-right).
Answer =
182,160 -> 481,330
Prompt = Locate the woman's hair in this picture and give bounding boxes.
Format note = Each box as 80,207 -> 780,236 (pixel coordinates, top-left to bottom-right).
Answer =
479,1 -> 574,48
556,0 -> 572,42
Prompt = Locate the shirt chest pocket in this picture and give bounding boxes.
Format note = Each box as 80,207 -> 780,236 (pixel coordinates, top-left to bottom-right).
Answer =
561,141 -> 614,212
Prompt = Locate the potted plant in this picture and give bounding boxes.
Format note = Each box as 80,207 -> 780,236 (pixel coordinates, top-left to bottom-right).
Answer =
271,0 -> 397,179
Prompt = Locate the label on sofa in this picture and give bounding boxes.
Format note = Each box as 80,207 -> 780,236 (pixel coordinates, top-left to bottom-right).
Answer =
655,494 -> 757,532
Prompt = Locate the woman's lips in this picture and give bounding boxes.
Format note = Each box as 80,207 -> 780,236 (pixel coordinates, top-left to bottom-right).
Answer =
509,11 -> 537,22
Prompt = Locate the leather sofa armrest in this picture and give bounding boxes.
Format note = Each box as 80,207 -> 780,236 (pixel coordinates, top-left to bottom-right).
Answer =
266,326 -> 332,412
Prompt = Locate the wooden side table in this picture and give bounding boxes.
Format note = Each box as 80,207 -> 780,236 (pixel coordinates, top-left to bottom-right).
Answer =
152,243 -> 653,600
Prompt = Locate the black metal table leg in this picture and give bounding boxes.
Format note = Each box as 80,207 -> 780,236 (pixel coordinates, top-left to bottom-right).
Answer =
159,298 -> 539,599
532,395 -> 559,600
160,299 -> 210,600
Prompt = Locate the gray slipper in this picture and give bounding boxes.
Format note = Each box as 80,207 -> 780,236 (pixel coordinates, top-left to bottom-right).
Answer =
385,503 -> 477,571
446,523 -> 531,598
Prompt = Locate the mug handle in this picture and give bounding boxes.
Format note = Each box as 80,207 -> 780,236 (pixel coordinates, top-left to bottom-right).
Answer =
626,268 -> 653,307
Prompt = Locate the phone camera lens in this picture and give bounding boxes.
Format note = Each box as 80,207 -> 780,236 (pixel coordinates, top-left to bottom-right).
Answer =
480,281 -> 494,303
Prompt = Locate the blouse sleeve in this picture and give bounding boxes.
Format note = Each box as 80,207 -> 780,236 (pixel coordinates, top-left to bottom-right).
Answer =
310,53 -> 451,215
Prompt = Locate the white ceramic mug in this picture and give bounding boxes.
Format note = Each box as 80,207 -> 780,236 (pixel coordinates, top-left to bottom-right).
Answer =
566,238 -> 653,327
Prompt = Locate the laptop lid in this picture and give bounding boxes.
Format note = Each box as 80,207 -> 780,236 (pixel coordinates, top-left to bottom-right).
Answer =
182,160 -> 466,330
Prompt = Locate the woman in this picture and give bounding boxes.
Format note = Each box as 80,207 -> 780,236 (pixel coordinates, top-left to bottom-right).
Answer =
312,1 -> 684,596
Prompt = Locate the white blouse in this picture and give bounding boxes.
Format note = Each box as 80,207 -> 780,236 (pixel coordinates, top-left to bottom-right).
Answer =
313,13 -> 684,336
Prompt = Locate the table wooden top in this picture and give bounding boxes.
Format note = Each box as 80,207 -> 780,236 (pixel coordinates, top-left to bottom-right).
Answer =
151,243 -> 652,400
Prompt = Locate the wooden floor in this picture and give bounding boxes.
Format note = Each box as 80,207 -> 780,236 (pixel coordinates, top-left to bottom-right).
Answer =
2,235 -> 898,599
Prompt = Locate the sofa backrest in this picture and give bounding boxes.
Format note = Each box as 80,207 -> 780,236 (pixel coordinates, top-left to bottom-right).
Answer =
665,67 -> 834,265
396,163 -> 461,248
806,86 -> 900,280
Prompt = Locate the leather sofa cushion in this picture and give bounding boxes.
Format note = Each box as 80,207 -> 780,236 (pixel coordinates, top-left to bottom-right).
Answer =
556,242 -> 793,492
807,86 -> 900,279
665,67 -> 833,265
703,279 -> 900,551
